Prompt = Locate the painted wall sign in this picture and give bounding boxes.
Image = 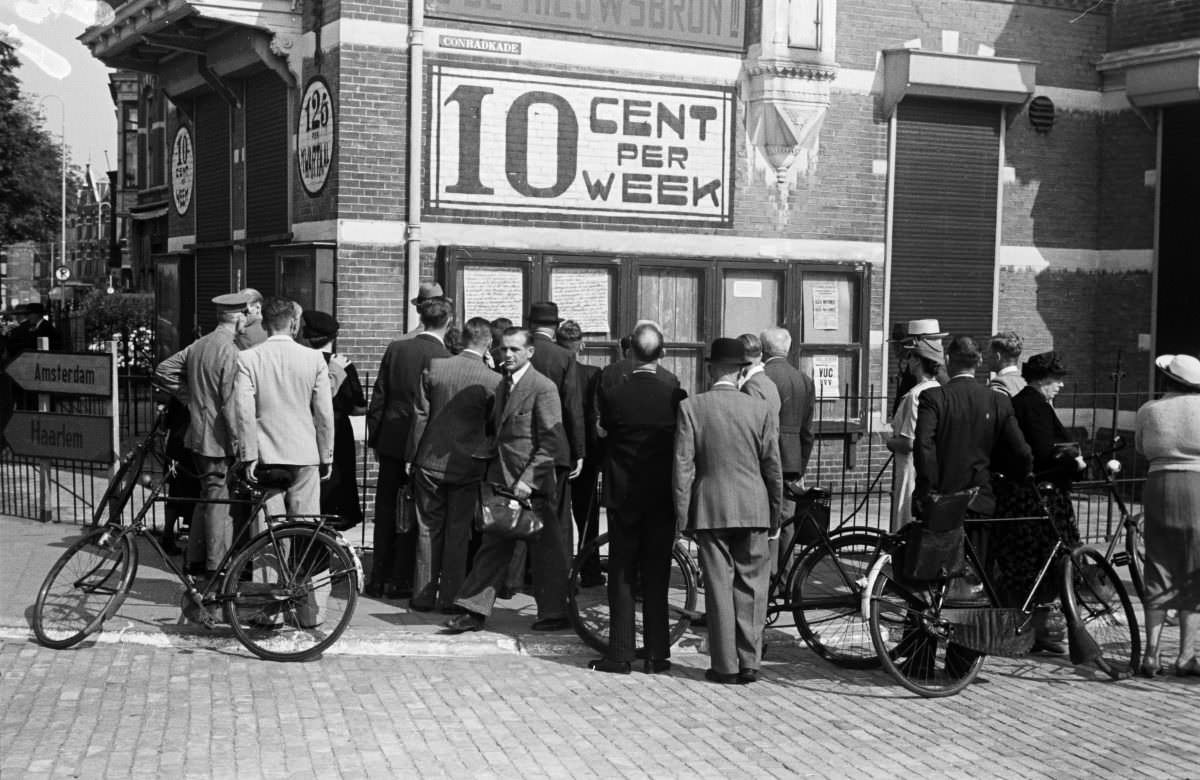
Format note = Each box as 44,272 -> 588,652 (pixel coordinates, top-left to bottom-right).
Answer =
170,126 -> 193,215
297,77 -> 335,196
427,0 -> 745,51
439,34 -> 522,55
430,64 -> 734,225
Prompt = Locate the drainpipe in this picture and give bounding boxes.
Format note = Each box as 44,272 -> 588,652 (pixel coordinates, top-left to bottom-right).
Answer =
404,0 -> 424,330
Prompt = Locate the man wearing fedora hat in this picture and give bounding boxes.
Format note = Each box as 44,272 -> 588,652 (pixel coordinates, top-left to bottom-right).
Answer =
155,292 -> 251,574
399,282 -> 452,340
674,337 -> 783,684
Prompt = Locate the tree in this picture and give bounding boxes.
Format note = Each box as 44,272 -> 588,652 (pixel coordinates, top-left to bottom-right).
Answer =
0,38 -> 79,247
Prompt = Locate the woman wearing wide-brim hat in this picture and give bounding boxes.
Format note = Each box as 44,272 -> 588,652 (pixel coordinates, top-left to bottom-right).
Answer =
1135,354 -> 1200,676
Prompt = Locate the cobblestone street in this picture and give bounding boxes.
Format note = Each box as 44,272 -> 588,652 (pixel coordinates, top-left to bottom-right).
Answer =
3,635 -> 1198,779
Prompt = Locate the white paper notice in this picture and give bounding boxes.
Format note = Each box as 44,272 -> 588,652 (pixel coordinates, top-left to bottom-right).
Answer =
812,355 -> 840,398
732,280 -> 762,298
811,281 -> 839,331
551,268 -> 610,335
462,266 -> 524,324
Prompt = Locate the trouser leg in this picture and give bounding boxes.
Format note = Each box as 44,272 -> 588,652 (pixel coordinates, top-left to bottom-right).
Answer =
529,483 -> 569,621
572,464 -> 601,579
438,480 -> 478,610
371,456 -> 406,587
697,531 -> 737,675
193,455 -> 231,572
638,515 -> 677,662
730,529 -> 770,673
606,513 -> 637,663
411,468 -> 447,605
455,532 -> 518,618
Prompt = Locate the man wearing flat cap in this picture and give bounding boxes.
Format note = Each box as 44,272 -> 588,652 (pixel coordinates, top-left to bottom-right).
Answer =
155,292 -> 250,575
673,337 -> 783,685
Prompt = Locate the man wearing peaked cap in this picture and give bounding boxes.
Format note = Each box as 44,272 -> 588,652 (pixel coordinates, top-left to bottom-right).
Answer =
154,292 -> 251,576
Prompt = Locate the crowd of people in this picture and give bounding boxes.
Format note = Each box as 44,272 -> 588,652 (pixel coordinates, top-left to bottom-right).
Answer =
146,288 -> 1198,681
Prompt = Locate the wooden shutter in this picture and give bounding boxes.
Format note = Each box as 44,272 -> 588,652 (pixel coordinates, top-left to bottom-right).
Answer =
891,98 -> 999,343
245,73 -> 289,238
194,247 -> 231,333
194,93 -> 230,242
245,243 -> 276,299
1155,103 -> 1200,357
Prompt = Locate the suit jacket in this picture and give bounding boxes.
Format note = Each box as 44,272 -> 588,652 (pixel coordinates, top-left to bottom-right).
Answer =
235,319 -> 268,350
154,325 -> 241,458
762,356 -> 816,476
529,331 -> 586,462
366,332 -> 448,459
599,370 -> 687,514
235,335 -> 334,465
408,350 -> 501,483
577,362 -> 603,466
485,366 -> 569,495
673,384 -> 783,533
914,375 -> 1031,507
594,358 -> 680,429
741,369 -> 781,415
1011,385 -> 1079,486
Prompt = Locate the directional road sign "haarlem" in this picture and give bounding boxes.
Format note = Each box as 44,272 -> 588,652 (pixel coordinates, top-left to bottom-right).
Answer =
4,351 -> 113,396
4,412 -> 114,463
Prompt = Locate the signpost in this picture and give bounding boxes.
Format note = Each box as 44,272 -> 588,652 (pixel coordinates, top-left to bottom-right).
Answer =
4,351 -> 113,396
4,412 -> 114,462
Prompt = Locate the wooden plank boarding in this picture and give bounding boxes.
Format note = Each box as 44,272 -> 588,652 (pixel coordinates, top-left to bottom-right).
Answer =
4,351 -> 114,396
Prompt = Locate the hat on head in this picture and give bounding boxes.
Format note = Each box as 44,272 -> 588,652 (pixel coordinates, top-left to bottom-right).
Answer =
411,282 -> 446,306
301,310 -> 339,341
1022,351 -> 1069,382
25,302 -> 45,316
891,319 -> 948,344
911,339 -> 944,364
705,337 -> 750,366
528,301 -> 562,325
1155,354 -> 1200,390
212,292 -> 251,312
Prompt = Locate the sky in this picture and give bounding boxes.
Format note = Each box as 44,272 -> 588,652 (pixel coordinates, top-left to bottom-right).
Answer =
1,0 -> 118,173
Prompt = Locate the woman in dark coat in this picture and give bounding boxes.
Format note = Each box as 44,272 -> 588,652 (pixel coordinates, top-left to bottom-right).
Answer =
990,351 -> 1084,651
301,311 -> 367,530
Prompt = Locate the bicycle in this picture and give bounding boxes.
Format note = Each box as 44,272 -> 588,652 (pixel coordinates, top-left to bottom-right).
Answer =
862,480 -> 1140,697
32,412 -> 363,662
1084,436 -> 1146,602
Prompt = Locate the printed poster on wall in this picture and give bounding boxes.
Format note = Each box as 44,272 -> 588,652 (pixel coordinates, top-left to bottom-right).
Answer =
810,281 -> 839,331
462,266 -> 524,324
430,63 -> 734,226
550,269 -> 610,335
812,355 -> 840,399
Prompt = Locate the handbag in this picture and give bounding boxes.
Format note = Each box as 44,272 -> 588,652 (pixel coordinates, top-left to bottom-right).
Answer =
476,482 -> 543,539
895,522 -> 967,582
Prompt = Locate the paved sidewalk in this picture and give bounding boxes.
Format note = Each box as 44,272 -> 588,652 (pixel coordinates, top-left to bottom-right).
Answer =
0,514 -> 594,657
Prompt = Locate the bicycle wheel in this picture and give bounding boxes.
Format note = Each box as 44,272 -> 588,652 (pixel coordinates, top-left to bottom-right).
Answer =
1060,545 -> 1139,680
222,527 -> 359,661
866,554 -> 986,697
33,528 -> 137,649
790,530 -> 882,669
568,532 -> 699,655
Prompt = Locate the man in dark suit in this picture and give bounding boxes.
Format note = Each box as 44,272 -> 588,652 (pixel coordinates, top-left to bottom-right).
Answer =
444,327 -> 572,633
556,319 -> 605,587
914,335 -> 1031,514
365,298 -> 451,598
406,317 -> 501,612
589,323 -> 687,674
674,338 -> 783,685
760,327 -> 816,571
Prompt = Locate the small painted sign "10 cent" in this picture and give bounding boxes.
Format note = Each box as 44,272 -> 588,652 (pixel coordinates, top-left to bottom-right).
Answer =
430,64 -> 734,225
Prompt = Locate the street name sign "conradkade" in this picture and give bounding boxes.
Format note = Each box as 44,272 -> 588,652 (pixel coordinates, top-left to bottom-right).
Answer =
4,351 -> 113,396
4,412 -> 114,462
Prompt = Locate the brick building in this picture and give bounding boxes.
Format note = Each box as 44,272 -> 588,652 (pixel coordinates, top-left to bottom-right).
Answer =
79,0 -> 1196,450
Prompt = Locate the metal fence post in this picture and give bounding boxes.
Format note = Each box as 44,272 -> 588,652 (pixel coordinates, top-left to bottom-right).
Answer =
37,336 -> 53,522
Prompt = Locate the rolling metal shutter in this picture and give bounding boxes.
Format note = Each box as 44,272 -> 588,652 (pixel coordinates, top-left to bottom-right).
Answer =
1155,103 -> 1200,357
891,98 -> 1000,344
194,247 -> 231,333
245,243 -> 276,299
194,93 -> 230,242
245,73 -> 289,238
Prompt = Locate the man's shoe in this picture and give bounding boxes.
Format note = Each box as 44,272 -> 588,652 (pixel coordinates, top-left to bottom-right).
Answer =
737,669 -> 760,685
1032,639 -> 1067,655
530,617 -> 570,632
442,612 -> 485,634
408,598 -> 436,613
588,658 -> 631,674
704,669 -> 739,685
643,659 -> 672,674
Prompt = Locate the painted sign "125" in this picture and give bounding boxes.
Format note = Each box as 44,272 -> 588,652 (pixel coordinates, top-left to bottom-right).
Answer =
430,64 -> 734,225
298,77 -> 335,196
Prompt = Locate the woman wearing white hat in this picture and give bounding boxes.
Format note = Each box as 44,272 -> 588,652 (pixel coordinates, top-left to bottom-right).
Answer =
886,339 -> 944,529
1135,354 -> 1200,676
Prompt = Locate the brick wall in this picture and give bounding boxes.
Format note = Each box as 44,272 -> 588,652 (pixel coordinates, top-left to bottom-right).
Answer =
1098,111 -> 1156,251
337,45 -> 409,221
1109,0 -> 1200,51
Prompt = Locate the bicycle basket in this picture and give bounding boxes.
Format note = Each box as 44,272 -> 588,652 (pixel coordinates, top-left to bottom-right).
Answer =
943,607 -> 1036,657
894,522 -> 967,582
792,488 -> 831,546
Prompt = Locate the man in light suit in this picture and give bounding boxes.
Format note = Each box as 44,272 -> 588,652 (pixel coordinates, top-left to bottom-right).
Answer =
674,337 -> 783,685
366,298 -> 451,598
444,327 -> 571,633
155,292 -> 249,575
235,298 -> 335,521
406,317 -> 501,613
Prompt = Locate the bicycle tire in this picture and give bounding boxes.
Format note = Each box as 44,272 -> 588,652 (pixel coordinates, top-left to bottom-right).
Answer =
1059,545 -> 1139,680
32,527 -> 137,649
222,527 -> 359,661
567,532 -> 699,655
790,529 -> 883,669
90,445 -> 145,527
866,553 -> 986,698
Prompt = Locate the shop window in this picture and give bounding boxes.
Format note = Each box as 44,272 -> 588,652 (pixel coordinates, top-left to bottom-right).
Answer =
547,260 -> 618,369
278,246 -> 335,315
722,270 -> 783,340
121,103 -> 139,189
637,263 -> 706,395
795,268 -> 865,427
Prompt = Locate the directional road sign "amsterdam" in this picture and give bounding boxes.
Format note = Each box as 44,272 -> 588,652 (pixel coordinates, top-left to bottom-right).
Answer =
4,351 -> 113,396
4,412 -> 114,463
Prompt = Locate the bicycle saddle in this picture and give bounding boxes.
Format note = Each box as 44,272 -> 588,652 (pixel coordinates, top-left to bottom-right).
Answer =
253,467 -> 295,490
